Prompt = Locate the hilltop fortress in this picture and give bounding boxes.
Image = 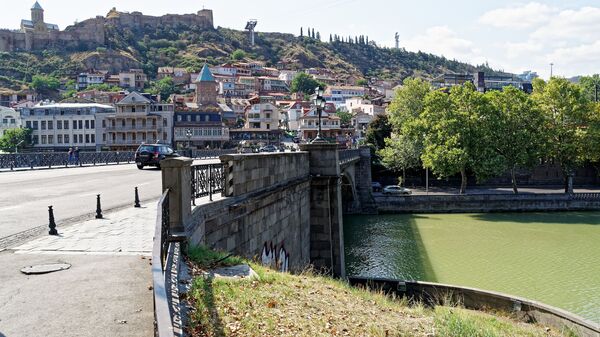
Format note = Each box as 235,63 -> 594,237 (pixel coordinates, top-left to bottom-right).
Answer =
0,2 -> 214,52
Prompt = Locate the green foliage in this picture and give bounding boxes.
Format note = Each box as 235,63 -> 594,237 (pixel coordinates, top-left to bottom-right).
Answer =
148,76 -> 176,101
84,83 -> 121,92
187,245 -> 244,269
231,49 -> 246,61
30,74 -> 60,92
356,79 -> 368,86
290,72 -> 325,95
0,128 -> 32,153
379,134 -> 422,175
335,109 -> 352,126
578,74 -> 600,103
483,86 -> 546,193
365,114 -> 392,150
531,77 -> 592,177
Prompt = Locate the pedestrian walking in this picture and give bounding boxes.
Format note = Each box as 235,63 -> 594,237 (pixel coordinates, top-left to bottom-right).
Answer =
74,146 -> 80,165
68,147 -> 74,165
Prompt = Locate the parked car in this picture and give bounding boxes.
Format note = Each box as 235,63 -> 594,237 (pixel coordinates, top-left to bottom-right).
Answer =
260,145 -> 278,153
135,144 -> 179,170
382,185 -> 412,195
293,137 -> 300,143
372,182 -> 382,192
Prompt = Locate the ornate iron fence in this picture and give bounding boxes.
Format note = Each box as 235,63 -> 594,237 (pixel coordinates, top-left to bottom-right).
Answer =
571,193 -> 600,200
152,189 -> 175,337
191,163 -> 225,205
0,151 -> 135,170
339,149 -> 361,166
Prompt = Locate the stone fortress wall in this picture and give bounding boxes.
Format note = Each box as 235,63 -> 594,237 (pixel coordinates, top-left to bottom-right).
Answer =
0,8 -> 214,52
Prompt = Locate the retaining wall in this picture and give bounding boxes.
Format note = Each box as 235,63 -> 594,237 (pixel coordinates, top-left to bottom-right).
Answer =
349,278 -> 600,337
376,194 -> 600,213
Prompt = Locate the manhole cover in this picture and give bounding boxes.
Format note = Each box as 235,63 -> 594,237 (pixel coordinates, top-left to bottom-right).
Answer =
21,263 -> 71,275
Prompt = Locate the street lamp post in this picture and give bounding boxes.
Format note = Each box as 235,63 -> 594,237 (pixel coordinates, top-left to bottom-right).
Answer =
311,87 -> 327,144
185,128 -> 193,157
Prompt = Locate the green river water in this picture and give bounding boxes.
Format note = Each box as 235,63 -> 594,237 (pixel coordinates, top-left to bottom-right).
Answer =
344,212 -> 600,323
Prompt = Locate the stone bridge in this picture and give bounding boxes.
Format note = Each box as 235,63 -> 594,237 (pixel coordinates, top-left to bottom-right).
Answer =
161,144 -> 375,278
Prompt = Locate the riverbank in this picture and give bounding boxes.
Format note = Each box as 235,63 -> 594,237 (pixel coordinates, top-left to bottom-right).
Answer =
185,247 -> 576,337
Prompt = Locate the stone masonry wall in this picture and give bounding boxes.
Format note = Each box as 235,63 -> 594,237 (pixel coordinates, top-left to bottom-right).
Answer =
187,152 -> 311,271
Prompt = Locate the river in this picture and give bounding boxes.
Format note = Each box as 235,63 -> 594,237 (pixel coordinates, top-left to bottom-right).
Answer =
344,212 -> 600,323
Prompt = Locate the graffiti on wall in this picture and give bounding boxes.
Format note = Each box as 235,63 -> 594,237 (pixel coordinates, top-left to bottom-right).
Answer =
261,242 -> 289,272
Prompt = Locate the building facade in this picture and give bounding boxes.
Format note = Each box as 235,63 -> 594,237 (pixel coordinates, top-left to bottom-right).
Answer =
0,106 -> 21,136
20,102 -> 114,151
96,92 -> 173,151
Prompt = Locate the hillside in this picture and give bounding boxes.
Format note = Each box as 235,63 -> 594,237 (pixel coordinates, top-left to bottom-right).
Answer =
0,11 -> 505,91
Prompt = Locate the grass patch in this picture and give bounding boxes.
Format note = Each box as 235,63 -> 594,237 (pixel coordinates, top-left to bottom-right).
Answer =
186,248 -> 573,337
187,245 -> 245,269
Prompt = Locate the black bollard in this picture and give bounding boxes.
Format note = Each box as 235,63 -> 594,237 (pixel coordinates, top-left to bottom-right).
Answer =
134,187 -> 141,208
95,194 -> 103,219
48,206 -> 58,235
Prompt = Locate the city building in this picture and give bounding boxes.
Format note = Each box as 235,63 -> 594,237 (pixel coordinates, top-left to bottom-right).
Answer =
431,72 -> 533,93
298,103 -> 343,141
0,90 -> 37,108
157,67 -> 190,86
324,86 -> 366,106
77,71 -> 107,90
430,73 -> 473,89
345,97 -> 385,116
97,92 -> 174,151
230,96 -> 281,144
118,69 -> 148,91
20,102 -> 114,151
0,106 -> 21,136
174,65 -> 229,149
283,101 -> 311,131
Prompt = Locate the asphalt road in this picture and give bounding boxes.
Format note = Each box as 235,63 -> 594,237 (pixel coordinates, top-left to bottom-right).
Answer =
0,160 -> 216,240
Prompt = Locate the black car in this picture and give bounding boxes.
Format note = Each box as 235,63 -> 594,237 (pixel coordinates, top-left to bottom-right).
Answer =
135,144 -> 179,169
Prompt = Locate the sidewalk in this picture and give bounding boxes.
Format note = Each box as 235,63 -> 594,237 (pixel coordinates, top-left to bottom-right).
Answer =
0,204 -> 157,337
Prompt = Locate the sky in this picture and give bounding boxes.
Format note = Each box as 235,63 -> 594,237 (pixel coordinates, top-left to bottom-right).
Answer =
3,0 -> 600,79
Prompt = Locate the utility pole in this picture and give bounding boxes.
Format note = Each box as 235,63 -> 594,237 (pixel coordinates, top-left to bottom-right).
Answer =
394,32 -> 399,49
550,63 -> 554,78
245,20 -> 257,46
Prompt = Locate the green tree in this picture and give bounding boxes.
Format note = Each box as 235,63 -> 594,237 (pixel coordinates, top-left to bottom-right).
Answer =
30,75 -> 60,93
149,77 -> 176,102
579,74 -> 600,103
335,110 -> 352,127
85,83 -> 121,92
379,135 -> 422,186
231,49 -> 246,61
421,83 -> 490,194
365,114 -> 392,150
484,86 -> 546,193
531,77 -> 593,192
356,79 -> 368,86
0,128 -> 31,153
290,73 -> 325,95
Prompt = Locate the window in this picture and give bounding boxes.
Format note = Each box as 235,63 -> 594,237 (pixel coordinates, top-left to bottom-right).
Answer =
266,113 -> 271,119
33,121 -> 38,130
32,135 -> 38,144
132,120 -> 136,128
41,135 -> 47,144
64,120 -> 69,130
57,121 -> 62,130
64,135 -> 69,143
44,109 -> 49,115
48,135 -> 54,144
187,115 -> 192,122
266,124 -> 270,130
205,115 -> 209,122
163,118 -> 168,127
79,134 -> 83,143
78,120 -> 82,129
102,120 -> 106,128
41,121 -> 46,130
73,120 -> 77,129
26,121 -> 32,128
57,134 -> 62,143
85,120 -> 90,129
85,134 -> 90,143
47,121 -> 53,130
122,120 -> 126,127
102,134 -> 106,142
177,115 -> 182,122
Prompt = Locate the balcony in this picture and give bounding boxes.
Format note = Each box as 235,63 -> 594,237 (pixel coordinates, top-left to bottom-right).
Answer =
104,125 -> 161,131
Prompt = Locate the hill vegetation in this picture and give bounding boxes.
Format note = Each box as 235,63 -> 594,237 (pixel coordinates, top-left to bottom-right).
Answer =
0,17 -> 506,92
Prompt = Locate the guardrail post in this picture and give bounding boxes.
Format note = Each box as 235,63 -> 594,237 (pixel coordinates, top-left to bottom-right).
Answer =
161,157 -> 193,232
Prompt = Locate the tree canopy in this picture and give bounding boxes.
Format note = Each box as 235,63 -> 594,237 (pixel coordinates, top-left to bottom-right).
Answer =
0,128 -> 31,153
290,73 -> 326,95
149,76 -> 176,102
30,75 -> 60,93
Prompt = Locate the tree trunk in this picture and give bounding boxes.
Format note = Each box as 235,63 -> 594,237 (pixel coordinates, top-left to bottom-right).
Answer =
460,168 -> 467,195
402,168 -> 406,187
511,167 -> 518,194
564,174 -> 569,194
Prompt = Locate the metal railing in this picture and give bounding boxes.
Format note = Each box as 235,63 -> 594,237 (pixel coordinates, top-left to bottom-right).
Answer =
152,189 -> 175,337
0,151 -> 135,170
191,163 -> 225,205
571,193 -> 600,200
339,149 -> 361,166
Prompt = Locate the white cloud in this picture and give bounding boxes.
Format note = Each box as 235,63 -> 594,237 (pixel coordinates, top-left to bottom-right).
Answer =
504,41 -> 544,60
479,3 -> 556,29
402,26 -> 484,64
531,7 -> 600,43
546,41 -> 600,75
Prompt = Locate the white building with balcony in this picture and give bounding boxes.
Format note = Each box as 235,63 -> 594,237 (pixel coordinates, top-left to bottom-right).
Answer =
0,106 -> 21,136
